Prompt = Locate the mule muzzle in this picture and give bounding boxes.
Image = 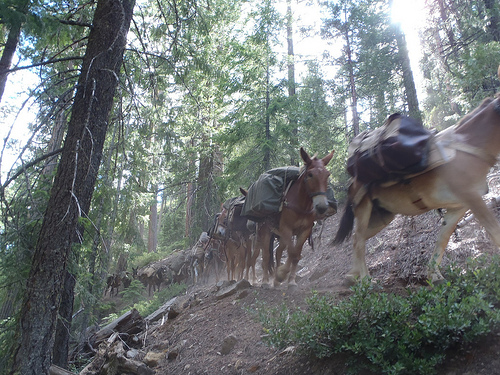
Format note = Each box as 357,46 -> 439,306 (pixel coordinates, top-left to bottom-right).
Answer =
312,194 -> 329,215
215,225 -> 226,238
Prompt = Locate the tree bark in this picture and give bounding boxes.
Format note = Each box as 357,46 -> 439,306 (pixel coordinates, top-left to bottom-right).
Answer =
344,27 -> 359,137
52,271 -> 76,369
148,188 -> 158,252
286,0 -> 298,165
10,0 -> 135,373
393,24 -> 423,124
0,0 -> 29,104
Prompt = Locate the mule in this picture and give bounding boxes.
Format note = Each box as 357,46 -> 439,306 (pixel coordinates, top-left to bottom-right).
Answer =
202,237 -> 225,283
213,198 -> 253,282
249,147 -> 334,288
105,274 -> 121,296
191,232 -> 210,284
334,90 -> 500,284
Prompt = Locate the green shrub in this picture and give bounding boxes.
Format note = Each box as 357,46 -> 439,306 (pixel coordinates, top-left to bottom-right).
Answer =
102,282 -> 188,324
119,279 -> 145,305
258,256 -> 500,375
134,282 -> 187,317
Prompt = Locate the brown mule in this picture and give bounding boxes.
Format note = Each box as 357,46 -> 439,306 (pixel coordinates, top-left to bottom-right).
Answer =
213,198 -> 252,282
335,75 -> 500,284
249,148 -> 334,288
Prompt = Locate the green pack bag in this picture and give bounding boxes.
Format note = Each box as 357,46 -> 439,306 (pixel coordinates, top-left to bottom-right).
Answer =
242,167 -> 300,220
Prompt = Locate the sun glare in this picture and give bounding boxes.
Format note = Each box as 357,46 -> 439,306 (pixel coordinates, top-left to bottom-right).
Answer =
391,0 -> 428,99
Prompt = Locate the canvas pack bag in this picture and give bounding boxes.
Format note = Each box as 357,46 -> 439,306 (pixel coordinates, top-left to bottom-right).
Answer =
347,113 -> 432,184
241,167 -> 301,220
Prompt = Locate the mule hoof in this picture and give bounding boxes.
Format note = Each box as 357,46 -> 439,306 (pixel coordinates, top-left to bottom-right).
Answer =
275,267 -> 288,283
287,282 -> 298,291
273,279 -> 281,288
427,270 -> 445,286
344,274 -> 359,286
261,282 -> 271,289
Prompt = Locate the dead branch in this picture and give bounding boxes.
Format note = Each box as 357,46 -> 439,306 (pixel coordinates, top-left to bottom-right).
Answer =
91,309 -> 144,347
79,340 -> 153,375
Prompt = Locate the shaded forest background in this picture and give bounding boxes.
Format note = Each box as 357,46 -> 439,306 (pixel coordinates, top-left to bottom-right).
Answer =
0,0 -> 499,373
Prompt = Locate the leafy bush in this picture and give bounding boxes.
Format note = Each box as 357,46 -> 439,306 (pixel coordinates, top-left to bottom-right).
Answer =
102,282 -> 188,325
133,282 -> 187,317
258,256 -> 500,375
119,279 -> 145,305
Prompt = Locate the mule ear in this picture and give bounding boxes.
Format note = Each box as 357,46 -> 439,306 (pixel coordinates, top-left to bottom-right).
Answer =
300,147 -> 312,164
239,187 -> 247,196
322,150 -> 335,166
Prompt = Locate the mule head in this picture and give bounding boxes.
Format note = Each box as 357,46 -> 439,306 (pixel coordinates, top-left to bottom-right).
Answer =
214,209 -> 228,239
300,148 -> 335,215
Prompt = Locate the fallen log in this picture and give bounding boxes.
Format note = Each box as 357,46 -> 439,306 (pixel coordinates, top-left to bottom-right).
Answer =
79,340 -> 153,375
144,296 -> 178,323
91,308 -> 144,347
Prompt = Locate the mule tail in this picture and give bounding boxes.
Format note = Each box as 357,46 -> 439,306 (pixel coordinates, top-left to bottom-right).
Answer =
332,201 -> 355,245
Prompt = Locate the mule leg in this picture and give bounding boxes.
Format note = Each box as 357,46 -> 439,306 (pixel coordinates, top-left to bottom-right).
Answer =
285,230 -> 311,289
257,224 -> 273,286
274,228 -> 294,286
462,195 -> 500,247
348,196 -> 374,283
244,239 -> 251,281
249,236 -> 260,284
428,207 -> 468,283
274,240 -> 286,268
237,244 -> 246,281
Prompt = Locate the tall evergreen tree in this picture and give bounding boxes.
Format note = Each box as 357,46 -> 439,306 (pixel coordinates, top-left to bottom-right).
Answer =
10,0 -> 135,372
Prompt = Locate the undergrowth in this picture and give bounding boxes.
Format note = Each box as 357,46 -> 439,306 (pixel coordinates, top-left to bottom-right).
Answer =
102,282 -> 187,324
258,256 -> 500,375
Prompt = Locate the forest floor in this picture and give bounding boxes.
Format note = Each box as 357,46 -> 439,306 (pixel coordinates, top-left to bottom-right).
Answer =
102,186 -> 500,375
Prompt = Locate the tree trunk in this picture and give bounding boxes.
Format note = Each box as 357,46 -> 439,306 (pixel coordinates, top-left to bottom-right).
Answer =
0,0 -> 29,104
264,61 -> 271,171
286,0 -> 298,165
51,271 -> 75,369
147,192 -> 158,253
344,27 -> 359,137
10,0 -> 135,373
185,181 -> 194,237
42,91 -> 73,175
393,24 -> 422,124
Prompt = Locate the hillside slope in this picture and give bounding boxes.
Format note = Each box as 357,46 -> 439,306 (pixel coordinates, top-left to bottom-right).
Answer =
133,196 -> 500,375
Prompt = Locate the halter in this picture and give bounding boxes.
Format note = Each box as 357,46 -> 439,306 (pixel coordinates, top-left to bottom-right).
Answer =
281,165 -> 327,215
302,165 -> 329,198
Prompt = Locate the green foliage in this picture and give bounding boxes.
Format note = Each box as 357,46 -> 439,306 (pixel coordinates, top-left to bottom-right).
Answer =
119,280 -> 145,306
131,248 -> 174,269
259,257 -> 500,375
0,317 -> 16,373
133,282 -> 187,317
103,282 -> 187,324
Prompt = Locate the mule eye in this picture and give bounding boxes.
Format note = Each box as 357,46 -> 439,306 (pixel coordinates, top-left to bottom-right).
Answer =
308,172 -> 313,178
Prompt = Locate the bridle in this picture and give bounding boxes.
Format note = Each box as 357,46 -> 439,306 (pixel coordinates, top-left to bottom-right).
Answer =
282,164 -> 328,215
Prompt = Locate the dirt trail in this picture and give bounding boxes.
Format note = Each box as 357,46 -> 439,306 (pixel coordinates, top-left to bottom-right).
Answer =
133,193 -> 500,375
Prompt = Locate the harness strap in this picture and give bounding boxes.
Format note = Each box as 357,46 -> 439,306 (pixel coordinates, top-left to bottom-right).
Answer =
309,191 -> 327,197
